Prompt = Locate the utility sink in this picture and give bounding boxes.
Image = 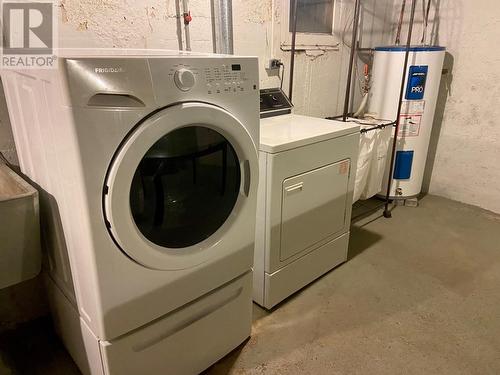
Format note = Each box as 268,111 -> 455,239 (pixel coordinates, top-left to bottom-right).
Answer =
0,163 -> 41,289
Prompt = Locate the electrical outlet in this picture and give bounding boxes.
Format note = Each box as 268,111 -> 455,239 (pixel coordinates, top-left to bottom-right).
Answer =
268,58 -> 281,70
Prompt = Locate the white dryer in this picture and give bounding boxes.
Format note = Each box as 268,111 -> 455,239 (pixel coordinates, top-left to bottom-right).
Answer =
254,89 -> 359,309
2,49 -> 259,375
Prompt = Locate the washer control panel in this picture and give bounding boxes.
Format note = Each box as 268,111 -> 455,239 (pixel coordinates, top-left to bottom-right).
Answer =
203,63 -> 250,95
153,58 -> 257,99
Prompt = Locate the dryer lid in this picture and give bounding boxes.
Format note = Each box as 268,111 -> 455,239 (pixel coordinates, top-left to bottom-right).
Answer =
259,114 -> 359,153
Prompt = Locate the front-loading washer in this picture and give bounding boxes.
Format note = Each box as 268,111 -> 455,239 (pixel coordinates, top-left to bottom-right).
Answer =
1,49 -> 259,375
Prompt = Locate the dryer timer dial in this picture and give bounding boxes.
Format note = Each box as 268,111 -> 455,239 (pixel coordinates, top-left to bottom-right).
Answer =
174,68 -> 196,91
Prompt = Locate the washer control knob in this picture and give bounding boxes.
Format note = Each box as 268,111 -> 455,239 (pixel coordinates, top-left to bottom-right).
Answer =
174,68 -> 195,91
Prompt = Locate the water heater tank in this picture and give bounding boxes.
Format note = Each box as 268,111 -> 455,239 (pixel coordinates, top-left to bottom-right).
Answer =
368,45 -> 445,199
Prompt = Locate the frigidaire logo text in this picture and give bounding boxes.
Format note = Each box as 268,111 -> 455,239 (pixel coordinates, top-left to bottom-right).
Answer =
94,67 -> 125,73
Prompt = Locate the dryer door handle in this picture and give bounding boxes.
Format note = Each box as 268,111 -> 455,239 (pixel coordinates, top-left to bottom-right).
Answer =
284,182 -> 304,195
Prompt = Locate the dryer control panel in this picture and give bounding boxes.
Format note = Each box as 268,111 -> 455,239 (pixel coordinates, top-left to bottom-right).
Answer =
259,88 -> 293,118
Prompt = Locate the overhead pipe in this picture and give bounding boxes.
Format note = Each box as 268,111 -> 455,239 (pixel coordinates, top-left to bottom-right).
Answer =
175,0 -> 184,50
288,0 -> 298,102
395,0 -> 406,45
219,0 -> 234,54
383,0 -> 417,218
421,0 -> 432,44
342,0 -> 362,122
211,0 -> 234,54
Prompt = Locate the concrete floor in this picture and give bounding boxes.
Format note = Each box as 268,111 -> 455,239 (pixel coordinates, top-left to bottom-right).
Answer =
2,195 -> 500,374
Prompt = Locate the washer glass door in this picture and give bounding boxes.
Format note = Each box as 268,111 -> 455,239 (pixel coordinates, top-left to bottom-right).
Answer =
129,126 -> 240,248
104,102 -> 257,270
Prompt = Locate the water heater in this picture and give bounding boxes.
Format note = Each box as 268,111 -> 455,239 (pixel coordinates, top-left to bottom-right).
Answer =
368,46 -> 445,199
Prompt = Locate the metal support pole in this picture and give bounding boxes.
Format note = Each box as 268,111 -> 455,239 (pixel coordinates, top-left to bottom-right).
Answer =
342,0 -> 362,122
288,0 -> 298,102
383,0 -> 417,218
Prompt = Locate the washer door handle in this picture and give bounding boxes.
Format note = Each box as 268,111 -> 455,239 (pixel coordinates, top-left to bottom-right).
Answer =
242,160 -> 251,197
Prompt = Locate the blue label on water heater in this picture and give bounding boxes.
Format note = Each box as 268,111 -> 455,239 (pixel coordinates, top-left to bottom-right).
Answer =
405,65 -> 428,100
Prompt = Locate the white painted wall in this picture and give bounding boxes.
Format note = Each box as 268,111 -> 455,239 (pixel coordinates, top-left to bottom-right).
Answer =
395,0 -> 500,213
